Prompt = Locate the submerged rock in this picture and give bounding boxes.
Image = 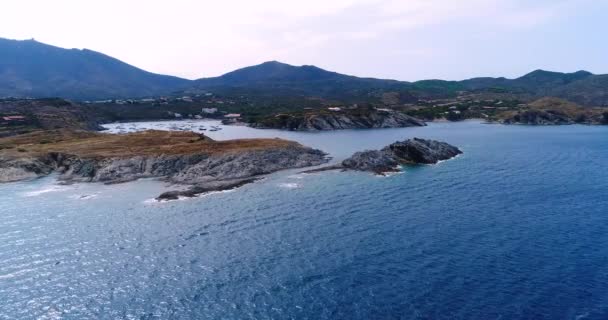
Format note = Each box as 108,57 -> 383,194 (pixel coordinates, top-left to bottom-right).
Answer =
156,178 -> 259,201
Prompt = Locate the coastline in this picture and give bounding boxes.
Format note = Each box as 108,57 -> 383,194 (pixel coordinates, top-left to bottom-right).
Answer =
0,130 -> 330,200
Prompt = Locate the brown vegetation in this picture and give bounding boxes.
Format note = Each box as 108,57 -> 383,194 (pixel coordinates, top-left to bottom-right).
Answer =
0,129 -> 301,159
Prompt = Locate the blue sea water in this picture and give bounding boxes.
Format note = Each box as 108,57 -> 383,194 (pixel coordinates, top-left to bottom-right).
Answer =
2,121 -> 608,319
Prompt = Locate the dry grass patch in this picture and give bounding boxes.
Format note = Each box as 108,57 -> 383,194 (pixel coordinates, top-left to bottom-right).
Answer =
0,130 -> 301,159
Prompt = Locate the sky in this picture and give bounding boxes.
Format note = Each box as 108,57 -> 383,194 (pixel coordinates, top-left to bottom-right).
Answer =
2,0 -> 607,81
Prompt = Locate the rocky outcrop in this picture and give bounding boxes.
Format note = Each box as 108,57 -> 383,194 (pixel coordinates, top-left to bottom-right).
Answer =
306,138 -> 462,175
250,109 -> 426,131
49,147 -> 328,185
495,97 -> 608,125
0,156 -> 55,183
499,109 -> 608,125
500,110 -> 575,125
381,138 -> 462,165
341,150 -> 399,174
0,130 -> 329,200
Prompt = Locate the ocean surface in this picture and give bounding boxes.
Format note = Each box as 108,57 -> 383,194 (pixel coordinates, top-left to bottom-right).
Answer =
2,120 -> 608,319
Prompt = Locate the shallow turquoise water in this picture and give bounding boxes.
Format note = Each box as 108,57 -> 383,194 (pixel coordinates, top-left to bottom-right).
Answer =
2,121 -> 608,319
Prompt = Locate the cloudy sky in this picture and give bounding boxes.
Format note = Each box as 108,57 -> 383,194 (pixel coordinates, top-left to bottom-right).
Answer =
2,0 -> 607,80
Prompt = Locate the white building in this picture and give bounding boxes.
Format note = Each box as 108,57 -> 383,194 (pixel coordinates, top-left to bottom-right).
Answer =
202,108 -> 218,114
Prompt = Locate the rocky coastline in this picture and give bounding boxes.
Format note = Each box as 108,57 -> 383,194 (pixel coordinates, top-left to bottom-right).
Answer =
249,109 -> 426,131
1,130 -> 464,200
0,130 -> 329,200
497,109 -> 607,125
493,97 -> 608,125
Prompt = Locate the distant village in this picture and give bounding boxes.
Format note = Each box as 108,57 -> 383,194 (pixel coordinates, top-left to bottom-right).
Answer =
82,93 -> 247,123
0,90 -> 527,129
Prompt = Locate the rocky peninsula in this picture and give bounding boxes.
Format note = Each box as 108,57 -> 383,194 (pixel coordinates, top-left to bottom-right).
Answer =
0,130 -> 328,200
306,138 -> 462,175
494,98 -> 608,125
249,107 -> 426,131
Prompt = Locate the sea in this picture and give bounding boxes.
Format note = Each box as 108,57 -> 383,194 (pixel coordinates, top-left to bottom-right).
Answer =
1,120 -> 608,319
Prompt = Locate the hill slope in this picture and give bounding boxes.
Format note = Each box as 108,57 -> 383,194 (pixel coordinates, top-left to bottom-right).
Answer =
0,38 -> 191,100
460,70 -> 608,106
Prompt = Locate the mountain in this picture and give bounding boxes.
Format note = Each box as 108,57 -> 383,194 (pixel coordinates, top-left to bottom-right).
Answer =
197,61 -> 346,85
192,61 -> 410,102
193,62 -> 608,106
0,38 -> 190,100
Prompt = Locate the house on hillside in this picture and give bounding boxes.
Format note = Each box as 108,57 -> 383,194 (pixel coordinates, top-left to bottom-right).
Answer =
201,108 -> 218,114
180,96 -> 193,102
1,115 -> 27,125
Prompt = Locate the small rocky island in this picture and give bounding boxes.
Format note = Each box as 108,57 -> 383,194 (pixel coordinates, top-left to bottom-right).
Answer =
0,130 -> 328,200
307,138 -> 462,175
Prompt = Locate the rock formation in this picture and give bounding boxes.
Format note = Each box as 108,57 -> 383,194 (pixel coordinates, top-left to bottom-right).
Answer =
250,109 -> 426,131
306,138 -> 462,175
0,130 -> 328,200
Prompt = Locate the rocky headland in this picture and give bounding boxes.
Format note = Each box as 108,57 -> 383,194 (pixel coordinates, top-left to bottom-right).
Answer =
494,97 -> 608,125
249,107 -> 426,131
0,130 -> 328,200
306,138 -> 462,175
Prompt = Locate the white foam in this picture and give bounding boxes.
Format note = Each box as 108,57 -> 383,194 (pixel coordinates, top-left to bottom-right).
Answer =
0,267 -> 36,279
142,198 -> 161,205
144,189 -> 237,204
435,153 -> 463,165
68,193 -> 98,200
278,183 -> 300,189
287,174 -> 305,180
21,185 -> 70,197
377,170 -> 404,178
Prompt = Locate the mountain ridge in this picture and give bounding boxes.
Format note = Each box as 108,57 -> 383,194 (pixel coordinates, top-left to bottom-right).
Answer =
0,38 -> 190,100
1,38 -> 607,106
